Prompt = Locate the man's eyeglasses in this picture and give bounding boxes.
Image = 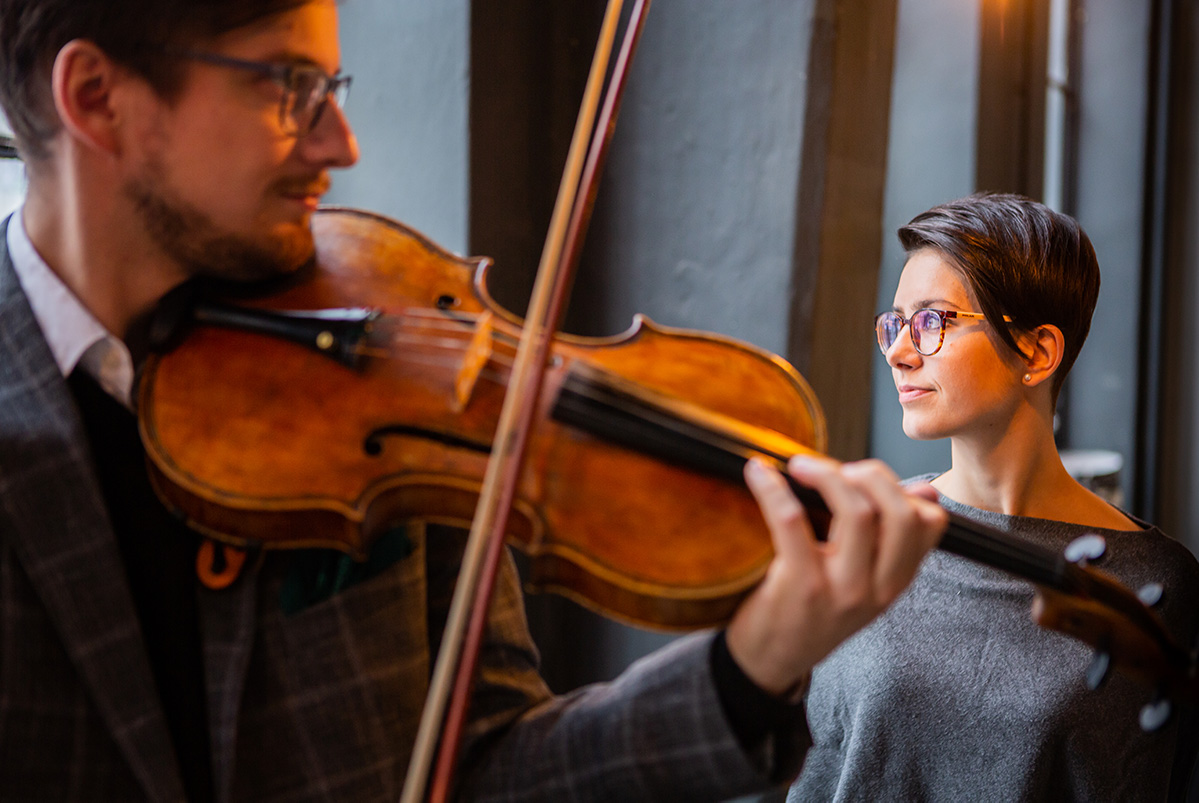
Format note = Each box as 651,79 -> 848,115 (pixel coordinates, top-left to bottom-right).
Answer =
167,50 -> 352,136
875,308 -> 1009,356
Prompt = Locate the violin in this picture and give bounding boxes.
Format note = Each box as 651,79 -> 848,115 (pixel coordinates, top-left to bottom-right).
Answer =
140,205 -> 1198,719
140,205 -> 827,628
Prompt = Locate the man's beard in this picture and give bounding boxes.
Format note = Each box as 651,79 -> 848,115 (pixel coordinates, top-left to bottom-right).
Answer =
124,170 -> 315,283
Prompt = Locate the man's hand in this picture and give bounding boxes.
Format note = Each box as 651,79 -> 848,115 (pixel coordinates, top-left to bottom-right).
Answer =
726,455 -> 946,698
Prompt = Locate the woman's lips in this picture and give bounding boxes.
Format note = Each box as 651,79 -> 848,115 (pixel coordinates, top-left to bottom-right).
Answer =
897,385 -> 932,404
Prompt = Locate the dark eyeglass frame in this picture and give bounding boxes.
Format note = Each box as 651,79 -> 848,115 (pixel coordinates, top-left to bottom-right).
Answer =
166,50 -> 352,136
875,307 -> 1010,356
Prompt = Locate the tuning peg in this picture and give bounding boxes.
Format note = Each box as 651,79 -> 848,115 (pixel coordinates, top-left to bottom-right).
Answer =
1139,695 -> 1172,732
1065,534 -> 1106,564
1085,650 -> 1111,690
1137,582 -> 1164,607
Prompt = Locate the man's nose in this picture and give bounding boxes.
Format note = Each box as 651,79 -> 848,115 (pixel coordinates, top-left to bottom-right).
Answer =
301,101 -> 359,168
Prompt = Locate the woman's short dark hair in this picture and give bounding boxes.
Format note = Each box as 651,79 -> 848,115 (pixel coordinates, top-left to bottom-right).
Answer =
0,0 -> 311,161
897,193 -> 1100,402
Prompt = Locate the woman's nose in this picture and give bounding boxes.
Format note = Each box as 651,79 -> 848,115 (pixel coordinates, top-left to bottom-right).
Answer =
885,324 -> 922,369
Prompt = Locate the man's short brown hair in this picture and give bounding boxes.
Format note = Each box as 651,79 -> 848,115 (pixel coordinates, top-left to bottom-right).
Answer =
0,0 -> 311,161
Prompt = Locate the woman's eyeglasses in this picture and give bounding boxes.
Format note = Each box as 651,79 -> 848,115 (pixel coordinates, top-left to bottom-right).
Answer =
875,308 -> 1007,356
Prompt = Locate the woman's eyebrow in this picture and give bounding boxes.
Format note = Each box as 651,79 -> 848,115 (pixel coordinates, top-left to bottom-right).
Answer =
892,297 -> 960,312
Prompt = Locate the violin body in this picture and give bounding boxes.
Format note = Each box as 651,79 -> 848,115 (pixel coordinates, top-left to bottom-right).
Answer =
139,206 -> 827,629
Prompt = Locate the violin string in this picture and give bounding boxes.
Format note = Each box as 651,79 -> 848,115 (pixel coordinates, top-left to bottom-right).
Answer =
346,342 -> 515,387
375,307 -> 524,349
385,331 -> 497,353
338,310 -> 522,392
343,308 -> 532,385
371,310 -> 520,354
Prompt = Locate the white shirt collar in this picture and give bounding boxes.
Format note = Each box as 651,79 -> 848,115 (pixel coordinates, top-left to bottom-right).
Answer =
8,207 -> 135,408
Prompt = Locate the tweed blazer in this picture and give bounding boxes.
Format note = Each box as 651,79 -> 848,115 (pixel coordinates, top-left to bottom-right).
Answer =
0,223 -> 808,802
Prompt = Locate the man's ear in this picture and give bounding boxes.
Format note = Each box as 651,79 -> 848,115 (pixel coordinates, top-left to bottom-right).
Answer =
51,39 -> 125,157
1021,324 -> 1065,388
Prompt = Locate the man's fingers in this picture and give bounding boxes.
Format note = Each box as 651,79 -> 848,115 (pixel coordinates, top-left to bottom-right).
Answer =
906,481 -> 941,504
786,455 -> 880,580
731,457 -> 947,695
839,464 -> 946,597
743,457 -> 819,566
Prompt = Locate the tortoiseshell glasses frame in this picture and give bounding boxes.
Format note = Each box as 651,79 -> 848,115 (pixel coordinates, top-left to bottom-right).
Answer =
875,308 -> 1010,356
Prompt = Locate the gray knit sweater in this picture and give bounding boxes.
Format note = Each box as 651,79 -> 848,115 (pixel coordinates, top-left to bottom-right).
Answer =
789,483 -> 1199,802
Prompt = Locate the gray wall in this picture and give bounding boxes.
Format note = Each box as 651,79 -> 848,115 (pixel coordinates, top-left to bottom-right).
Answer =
328,0 -> 470,252
332,0 -> 814,355
568,1 -> 812,356
868,0 -> 979,478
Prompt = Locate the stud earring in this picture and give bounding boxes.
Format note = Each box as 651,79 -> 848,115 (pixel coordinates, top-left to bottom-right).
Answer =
1023,374 -> 1032,383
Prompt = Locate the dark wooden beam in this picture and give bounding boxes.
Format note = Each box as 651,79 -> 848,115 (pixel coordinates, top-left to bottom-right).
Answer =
468,2 -> 604,318
788,0 -> 900,460
975,0 -> 1050,196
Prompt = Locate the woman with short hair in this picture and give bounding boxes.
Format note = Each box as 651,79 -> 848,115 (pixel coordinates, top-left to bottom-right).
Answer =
789,193 -> 1199,801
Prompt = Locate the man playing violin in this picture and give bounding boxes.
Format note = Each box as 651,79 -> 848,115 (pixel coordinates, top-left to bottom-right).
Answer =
0,1 -> 945,800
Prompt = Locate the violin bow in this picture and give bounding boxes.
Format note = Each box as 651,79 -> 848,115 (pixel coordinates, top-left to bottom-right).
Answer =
400,1 -> 652,800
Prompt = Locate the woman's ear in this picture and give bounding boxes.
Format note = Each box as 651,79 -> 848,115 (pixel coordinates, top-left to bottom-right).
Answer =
1021,324 -> 1065,388
51,39 -> 123,157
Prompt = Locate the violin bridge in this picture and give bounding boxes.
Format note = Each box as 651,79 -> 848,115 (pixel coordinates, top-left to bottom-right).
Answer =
453,311 -> 494,412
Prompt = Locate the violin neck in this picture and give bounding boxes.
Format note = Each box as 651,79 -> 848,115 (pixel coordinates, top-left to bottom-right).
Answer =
940,514 -> 1067,588
552,362 -> 1071,590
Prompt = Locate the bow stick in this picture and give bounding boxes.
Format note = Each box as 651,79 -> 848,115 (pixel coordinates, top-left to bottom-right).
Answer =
400,1 -> 652,800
